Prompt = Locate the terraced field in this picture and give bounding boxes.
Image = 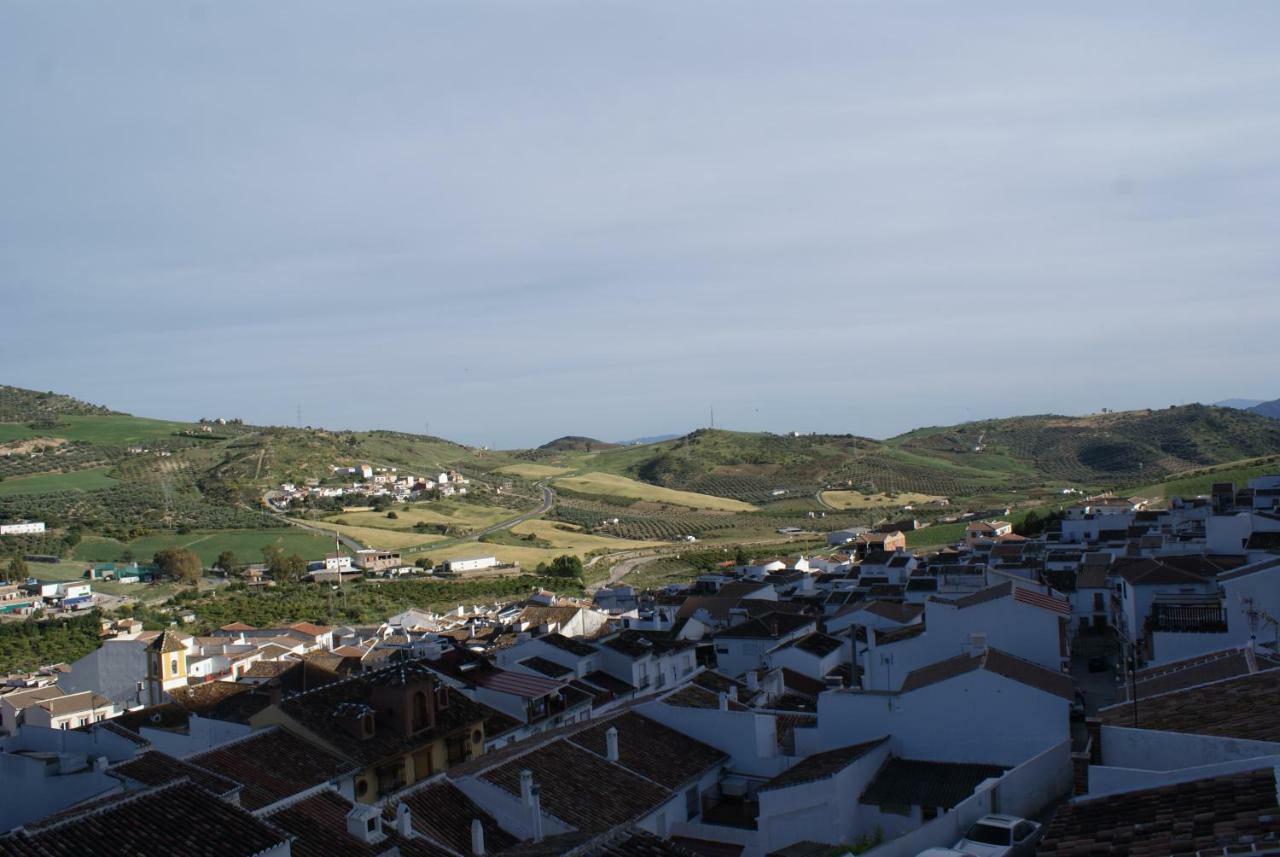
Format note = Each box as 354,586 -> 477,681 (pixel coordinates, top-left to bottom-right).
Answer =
554,472 -> 757,512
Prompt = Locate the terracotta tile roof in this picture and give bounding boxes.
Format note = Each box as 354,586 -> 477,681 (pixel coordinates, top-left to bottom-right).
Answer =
568,711 -> 727,789
1122,647 -> 1280,702
928,581 -> 1013,609
93,720 -> 150,748
264,788 -> 449,857
289,622 -> 331,636
782,632 -> 844,658
147,628 -> 188,653
0,780 -> 288,857
671,836 -> 745,857
482,741 -> 671,831
385,778 -> 517,855
580,670 -> 637,696
1099,667 -> 1280,741
539,633 -> 598,657
602,630 -> 695,657
108,749 -> 240,799
277,660 -> 490,767
518,656 -> 575,678
188,726 -> 354,810
760,737 -> 888,791
36,691 -> 111,717
220,622 -> 257,632
690,670 -> 759,704
1075,566 -> 1109,589
661,684 -> 749,712
874,623 -> 926,645
780,668 -> 826,698
1039,767 -> 1280,856
899,648 -> 1074,701
860,757 -> 1005,809
716,612 -> 815,640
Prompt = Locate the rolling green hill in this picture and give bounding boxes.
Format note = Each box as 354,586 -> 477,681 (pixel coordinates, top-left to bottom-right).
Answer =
5,382 -> 1280,558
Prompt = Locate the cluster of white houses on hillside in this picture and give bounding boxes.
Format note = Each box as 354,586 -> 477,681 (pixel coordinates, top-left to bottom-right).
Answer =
272,466 -> 470,508
0,475 -> 1279,854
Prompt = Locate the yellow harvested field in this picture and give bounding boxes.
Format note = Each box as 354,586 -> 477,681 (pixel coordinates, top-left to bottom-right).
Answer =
331,502 -> 511,533
509,520 -> 650,553
296,520 -> 443,550
431,531 -> 642,571
493,463 -> 573,479
555,472 -> 757,512
820,490 -> 945,510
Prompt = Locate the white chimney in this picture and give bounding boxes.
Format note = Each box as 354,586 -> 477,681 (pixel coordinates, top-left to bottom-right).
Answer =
969,631 -> 988,656
605,726 -> 619,762
718,691 -> 729,711
520,769 -> 534,807
395,803 -> 414,838
346,804 -> 385,845
471,818 -> 486,856
529,785 -> 544,842
727,685 -> 738,701
746,670 -> 759,691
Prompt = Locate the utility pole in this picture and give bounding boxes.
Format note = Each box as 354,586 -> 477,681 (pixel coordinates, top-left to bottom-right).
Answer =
710,405 -> 715,429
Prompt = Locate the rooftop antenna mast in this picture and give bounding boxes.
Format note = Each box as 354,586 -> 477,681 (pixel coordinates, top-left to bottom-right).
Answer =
296,404 -> 302,427
710,405 -> 715,429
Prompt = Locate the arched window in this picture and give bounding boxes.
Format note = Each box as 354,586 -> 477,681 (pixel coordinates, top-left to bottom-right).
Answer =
170,658 -> 179,674
412,690 -> 429,730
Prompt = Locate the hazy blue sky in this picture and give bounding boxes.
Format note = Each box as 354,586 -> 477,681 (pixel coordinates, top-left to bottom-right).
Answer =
3,2 -> 1279,448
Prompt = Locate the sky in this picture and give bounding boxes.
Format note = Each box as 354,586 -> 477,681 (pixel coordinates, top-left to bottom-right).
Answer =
3,2 -> 1279,448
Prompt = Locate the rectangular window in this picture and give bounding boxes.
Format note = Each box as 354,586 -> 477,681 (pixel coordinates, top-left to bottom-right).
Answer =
879,803 -> 911,816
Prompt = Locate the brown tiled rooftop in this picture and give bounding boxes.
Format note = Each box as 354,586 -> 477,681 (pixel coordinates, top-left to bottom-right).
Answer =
482,740 -> 671,832
1098,667 -> 1280,742
568,711 -> 727,789
108,749 -> 240,799
761,737 -> 888,791
860,757 -> 1005,810
0,780 -> 288,857
265,788 -> 449,857
900,648 -> 1073,701
188,726 -> 353,810
1039,767 -> 1280,856
385,779 -> 517,855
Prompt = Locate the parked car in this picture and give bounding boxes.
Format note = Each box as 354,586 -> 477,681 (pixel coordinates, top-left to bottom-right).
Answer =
1087,655 -> 1110,673
954,814 -> 1042,857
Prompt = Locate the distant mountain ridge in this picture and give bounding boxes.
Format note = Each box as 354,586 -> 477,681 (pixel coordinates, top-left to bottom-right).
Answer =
1252,399 -> 1280,420
1214,398 -> 1267,410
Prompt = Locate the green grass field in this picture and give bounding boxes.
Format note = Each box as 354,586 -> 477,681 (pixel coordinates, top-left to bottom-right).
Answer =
554,472 -> 758,512
73,529 -> 345,566
1129,455 -> 1280,500
0,466 -> 119,496
0,414 -> 189,445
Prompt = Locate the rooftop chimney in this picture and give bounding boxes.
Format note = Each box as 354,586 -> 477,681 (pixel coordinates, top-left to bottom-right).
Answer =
395,804 -> 415,838
520,769 -> 535,807
727,685 -> 738,702
471,818 -> 486,856
718,691 -> 729,711
605,726 -> 619,762
346,804 -> 385,845
969,631 -> 988,656
529,785 -> 544,843
746,670 -> 759,692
